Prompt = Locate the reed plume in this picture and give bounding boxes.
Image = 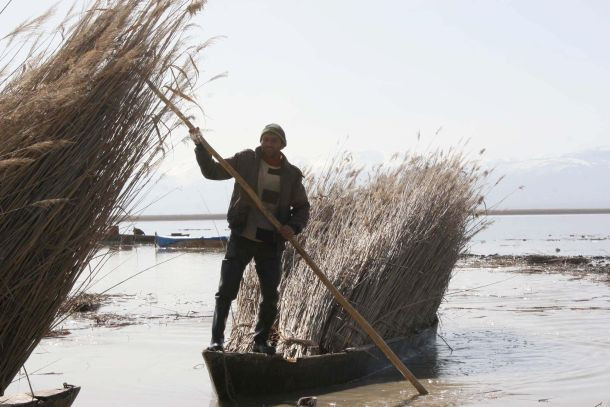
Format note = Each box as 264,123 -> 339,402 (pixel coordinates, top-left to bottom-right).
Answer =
226,149 -> 489,357
0,0 -> 205,394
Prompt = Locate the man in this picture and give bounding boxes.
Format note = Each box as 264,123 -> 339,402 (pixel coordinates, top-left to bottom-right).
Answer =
193,123 -> 310,355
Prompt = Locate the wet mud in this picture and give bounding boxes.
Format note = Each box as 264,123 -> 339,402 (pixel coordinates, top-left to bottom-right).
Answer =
460,253 -> 610,278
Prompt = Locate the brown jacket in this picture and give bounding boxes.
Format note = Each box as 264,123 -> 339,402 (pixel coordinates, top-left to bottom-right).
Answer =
194,145 -> 310,243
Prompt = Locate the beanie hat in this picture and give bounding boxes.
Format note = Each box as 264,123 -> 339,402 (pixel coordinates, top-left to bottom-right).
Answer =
260,123 -> 286,147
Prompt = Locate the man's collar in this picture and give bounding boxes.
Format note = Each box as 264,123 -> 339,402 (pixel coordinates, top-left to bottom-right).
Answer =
263,154 -> 283,167
255,146 -> 288,167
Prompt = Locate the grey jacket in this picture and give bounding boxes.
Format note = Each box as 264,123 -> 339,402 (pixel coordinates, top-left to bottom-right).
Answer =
194,144 -> 310,242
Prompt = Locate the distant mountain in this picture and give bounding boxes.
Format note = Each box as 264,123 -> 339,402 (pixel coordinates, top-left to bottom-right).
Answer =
484,148 -> 610,209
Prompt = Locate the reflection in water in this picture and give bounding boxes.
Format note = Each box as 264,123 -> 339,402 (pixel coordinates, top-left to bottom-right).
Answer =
5,247 -> 610,407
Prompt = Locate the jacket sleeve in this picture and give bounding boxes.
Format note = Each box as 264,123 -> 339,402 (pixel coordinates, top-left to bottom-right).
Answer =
194,143 -> 238,180
287,174 -> 310,235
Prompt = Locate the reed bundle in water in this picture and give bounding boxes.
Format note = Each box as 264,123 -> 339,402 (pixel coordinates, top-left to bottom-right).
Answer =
0,0 -> 203,393
226,150 -> 488,357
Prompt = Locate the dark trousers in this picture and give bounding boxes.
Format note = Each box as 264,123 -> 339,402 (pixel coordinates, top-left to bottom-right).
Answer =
211,233 -> 282,345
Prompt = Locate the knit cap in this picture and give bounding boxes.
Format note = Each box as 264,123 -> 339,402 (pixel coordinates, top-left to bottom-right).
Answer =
260,123 -> 286,147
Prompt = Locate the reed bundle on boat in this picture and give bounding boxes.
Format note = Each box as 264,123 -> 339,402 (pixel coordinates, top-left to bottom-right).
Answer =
226,150 -> 489,357
0,0 -> 203,394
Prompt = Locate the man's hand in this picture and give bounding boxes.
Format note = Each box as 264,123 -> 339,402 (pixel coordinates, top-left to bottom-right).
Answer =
189,127 -> 201,145
279,225 -> 295,240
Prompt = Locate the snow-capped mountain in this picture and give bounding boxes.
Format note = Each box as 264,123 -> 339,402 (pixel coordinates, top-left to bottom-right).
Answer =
484,148 -> 610,209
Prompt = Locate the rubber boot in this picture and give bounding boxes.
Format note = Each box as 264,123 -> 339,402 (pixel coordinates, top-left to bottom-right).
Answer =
252,301 -> 277,355
208,299 -> 231,352
252,341 -> 276,356
252,303 -> 277,343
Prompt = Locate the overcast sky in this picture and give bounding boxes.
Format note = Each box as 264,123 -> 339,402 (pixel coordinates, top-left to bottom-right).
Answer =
196,0 -> 610,163
2,0 -> 609,208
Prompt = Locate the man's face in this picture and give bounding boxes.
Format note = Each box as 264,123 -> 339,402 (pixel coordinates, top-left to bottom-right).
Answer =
260,133 -> 283,158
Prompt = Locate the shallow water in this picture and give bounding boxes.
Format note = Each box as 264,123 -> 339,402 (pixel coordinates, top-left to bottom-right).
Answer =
470,213 -> 610,256
6,245 -> 610,406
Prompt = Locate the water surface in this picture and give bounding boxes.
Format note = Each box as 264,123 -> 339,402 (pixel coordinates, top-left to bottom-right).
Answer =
6,216 -> 610,406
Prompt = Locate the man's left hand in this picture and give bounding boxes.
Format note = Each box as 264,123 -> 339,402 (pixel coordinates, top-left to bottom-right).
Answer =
279,225 -> 295,240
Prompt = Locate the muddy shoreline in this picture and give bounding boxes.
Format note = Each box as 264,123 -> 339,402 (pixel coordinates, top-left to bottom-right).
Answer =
460,253 -> 610,276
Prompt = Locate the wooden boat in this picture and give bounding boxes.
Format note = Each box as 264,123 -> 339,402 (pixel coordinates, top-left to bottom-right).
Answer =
202,323 -> 437,401
155,233 -> 228,249
0,384 -> 80,407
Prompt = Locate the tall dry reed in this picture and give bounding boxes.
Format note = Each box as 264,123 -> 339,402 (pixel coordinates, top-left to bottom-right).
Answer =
226,149 -> 489,357
0,0 -> 204,394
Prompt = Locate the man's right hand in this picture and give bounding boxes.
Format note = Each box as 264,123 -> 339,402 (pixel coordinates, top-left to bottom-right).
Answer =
279,225 -> 295,240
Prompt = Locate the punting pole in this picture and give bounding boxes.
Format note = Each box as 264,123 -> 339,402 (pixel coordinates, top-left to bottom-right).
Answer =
145,79 -> 429,396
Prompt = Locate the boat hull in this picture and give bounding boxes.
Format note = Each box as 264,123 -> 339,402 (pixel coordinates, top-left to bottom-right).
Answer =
0,385 -> 80,407
202,324 -> 437,401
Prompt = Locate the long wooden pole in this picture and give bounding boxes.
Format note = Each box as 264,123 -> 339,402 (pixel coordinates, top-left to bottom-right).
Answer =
146,80 -> 429,396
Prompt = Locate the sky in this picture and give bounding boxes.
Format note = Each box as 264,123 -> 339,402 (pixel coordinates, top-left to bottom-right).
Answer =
2,0 -> 609,211
193,0 -> 610,162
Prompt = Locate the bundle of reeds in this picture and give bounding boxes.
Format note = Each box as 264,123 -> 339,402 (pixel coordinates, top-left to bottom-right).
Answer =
0,0 -> 204,394
226,150 -> 489,357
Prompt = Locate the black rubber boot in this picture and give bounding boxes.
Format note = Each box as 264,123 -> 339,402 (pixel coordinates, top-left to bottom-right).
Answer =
251,306 -> 277,355
208,299 -> 231,352
207,343 -> 224,352
252,341 -> 276,356
252,289 -> 279,346
252,315 -> 276,349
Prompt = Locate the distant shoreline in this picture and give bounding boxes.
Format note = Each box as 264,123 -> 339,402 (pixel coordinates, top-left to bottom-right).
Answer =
124,208 -> 610,222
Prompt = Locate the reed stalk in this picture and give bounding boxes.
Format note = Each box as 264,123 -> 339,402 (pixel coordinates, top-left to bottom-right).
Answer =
226,150 -> 489,357
0,0 -> 205,394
